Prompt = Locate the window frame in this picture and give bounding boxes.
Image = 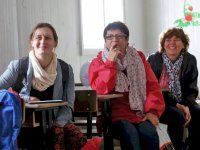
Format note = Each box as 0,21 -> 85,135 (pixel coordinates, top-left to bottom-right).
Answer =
79,0 -> 125,55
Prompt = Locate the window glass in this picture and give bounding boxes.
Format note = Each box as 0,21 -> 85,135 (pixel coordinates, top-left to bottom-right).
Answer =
80,0 -> 124,54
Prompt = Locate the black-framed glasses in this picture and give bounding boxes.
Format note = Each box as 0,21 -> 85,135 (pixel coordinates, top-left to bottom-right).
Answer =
105,34 -> 127,40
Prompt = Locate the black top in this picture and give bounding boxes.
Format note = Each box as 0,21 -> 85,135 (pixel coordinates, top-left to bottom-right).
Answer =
147,52 -> 198,107
30,85 -> 54,100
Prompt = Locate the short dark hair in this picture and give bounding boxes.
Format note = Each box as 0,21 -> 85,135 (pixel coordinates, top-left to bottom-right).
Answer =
103,21 -> 129,40
159,27 -> 189,53
29,22 -> 58,46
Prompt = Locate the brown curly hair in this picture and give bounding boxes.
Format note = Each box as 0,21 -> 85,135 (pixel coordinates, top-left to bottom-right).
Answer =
159,27 -> 189,53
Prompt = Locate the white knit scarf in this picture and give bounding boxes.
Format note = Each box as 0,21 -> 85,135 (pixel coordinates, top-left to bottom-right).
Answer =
102,46 -> 146,115
29,50 -> 57,91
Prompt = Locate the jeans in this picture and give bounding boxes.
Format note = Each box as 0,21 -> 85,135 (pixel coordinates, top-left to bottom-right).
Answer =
187,104 -> 200,150
160,104 -> 200,150
160,106 -> 185,150
112,120 -> 159,150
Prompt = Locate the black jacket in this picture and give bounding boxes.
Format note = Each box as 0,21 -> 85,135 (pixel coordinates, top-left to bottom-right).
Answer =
147,52 -> 198,107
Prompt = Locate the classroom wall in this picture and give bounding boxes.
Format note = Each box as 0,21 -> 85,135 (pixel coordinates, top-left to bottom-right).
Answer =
0,0 -> 199,88
0,0 -> 145,83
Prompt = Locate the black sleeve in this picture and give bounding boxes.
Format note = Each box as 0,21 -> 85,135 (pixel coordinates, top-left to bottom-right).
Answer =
162,91 -> 177,107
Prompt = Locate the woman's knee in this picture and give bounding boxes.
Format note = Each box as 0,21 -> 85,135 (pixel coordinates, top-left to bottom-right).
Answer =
113,120 -> 141,150
139,121 -> 158,139
112,120 -> 138,138
163,107 -> 186,125
113,120 -> 136,131
138,121 -> 159,150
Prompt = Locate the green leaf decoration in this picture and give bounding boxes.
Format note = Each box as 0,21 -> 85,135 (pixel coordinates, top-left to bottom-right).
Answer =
192,12 -> 200,18
174,0 -> 200,27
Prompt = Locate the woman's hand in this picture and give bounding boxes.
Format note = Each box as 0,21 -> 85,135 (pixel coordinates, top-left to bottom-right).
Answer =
29,96 -> 40,102
176,103 -> 191,126
142,112 -> 159,127
107,47 -> 123,61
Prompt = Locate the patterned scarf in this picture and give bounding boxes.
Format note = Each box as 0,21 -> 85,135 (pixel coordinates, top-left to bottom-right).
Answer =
162,52 -> 183,102
102,46 -> 146,115
29,50 -> 57,91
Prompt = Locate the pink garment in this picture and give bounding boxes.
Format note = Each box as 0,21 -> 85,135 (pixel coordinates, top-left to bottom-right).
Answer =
159,65 -> 170,91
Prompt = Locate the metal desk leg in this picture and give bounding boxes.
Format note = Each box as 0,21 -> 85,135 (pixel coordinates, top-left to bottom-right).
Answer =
41,110 -> 47,149
41,110 -> 47,134
47,109 -> 53,129
87,112 -> 93,139
102,100 -> 114,150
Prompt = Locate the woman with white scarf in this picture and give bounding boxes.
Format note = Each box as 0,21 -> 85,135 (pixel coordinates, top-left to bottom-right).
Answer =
89,21 -> 165,150
0,23 -> 79,149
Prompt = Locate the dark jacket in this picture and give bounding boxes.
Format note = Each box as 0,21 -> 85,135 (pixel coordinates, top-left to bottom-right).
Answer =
147,52 -> 198,107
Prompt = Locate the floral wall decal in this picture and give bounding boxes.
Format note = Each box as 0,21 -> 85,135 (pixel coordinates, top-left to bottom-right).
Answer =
174,0 -> 200,27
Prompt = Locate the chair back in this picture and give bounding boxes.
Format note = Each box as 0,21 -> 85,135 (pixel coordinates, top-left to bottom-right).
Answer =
75,90 -> 97,112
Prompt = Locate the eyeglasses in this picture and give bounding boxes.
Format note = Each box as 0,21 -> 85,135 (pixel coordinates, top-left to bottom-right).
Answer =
105,34 -> 127,40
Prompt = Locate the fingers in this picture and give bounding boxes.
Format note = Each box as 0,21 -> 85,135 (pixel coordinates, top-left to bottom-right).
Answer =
110,47 -> 120,52
142,116 -> 147,122
108,47 -> 121,61
184,120 -> 190,127
151,118 -> 159,126
144,113 -> 159,127
183,106 -> 191,127
184,115 -> 191,127
149,118 -> 159,127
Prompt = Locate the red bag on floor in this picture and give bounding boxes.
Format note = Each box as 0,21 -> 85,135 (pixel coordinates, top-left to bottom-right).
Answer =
81,137 -> 102,150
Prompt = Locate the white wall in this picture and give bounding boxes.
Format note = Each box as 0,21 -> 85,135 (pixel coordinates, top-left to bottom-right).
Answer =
0,0 -> 82,82
144,0 -> 163,56
0,0 -> 145,83
0,0 -> 199,88
0,0 -> 19,70
124,0 -> 145,51
144,0 -> 200,89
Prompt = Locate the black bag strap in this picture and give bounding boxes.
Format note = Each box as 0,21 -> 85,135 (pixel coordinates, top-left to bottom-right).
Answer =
57,59 -> 69,99
13,57 -> 29,92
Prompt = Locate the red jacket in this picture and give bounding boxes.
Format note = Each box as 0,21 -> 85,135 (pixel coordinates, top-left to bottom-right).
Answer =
89,50 -> 165,124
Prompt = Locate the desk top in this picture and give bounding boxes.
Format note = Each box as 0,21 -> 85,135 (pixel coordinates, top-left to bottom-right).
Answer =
25,101 -> 68,109
97,94 -> 123,101
75,86 -> 92,90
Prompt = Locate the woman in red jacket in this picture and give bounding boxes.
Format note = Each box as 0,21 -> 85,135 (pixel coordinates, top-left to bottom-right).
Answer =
88,21 -> 165,150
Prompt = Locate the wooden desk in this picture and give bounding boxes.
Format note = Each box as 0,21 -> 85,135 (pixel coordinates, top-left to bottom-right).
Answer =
25,101 -> 67,109
24,101 -> 67,128
98,94 -> 123,101
22,101 -> 67,148
75,85 -> 123,149
98,94 -> 123,150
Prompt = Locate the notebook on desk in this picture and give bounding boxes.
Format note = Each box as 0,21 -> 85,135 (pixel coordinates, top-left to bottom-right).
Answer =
28,100 -> 63,104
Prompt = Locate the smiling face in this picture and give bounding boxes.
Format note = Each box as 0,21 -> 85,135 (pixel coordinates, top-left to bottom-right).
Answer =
164,36 -> 184,61
31,27 -> 57,58
105,29 -> 128,55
